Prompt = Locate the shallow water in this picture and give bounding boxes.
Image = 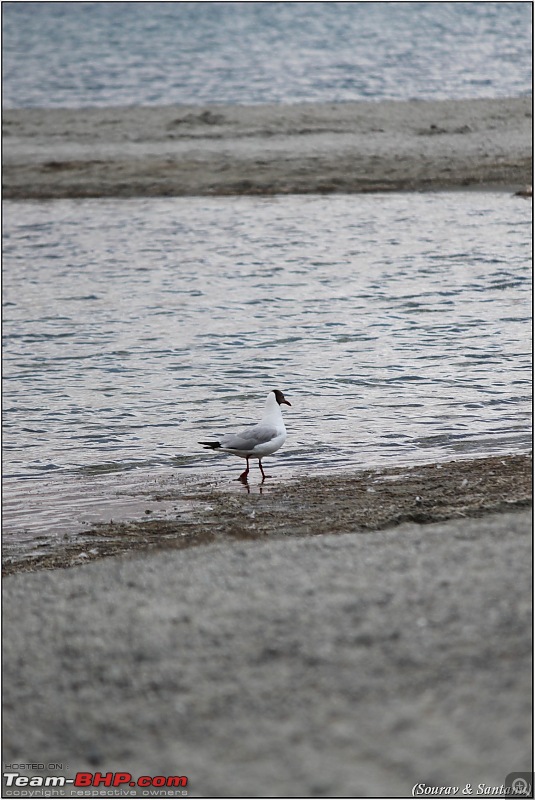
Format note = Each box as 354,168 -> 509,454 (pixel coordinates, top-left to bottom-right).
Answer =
2,192 -> 532,551
3,2 -> 532,108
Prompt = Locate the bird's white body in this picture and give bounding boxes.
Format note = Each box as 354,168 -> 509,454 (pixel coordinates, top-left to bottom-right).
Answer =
218,391 -> 288,459
199,389 -> 291,482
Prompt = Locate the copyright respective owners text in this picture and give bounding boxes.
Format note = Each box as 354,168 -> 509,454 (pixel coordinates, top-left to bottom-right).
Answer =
412,774 -> 534,797
2,767 -> 189,797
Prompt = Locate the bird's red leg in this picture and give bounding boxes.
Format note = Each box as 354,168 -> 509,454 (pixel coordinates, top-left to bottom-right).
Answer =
238,457 -> 250,483
259,459 -> 268,482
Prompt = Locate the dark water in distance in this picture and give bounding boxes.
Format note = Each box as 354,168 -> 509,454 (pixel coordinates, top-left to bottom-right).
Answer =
3,2 -> 532,108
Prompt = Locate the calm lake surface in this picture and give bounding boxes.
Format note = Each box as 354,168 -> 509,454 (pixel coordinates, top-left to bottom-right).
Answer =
3,192 -> 532,556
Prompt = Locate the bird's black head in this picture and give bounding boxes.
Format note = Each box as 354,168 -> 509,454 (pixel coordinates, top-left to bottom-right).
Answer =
273,389 -> 291,407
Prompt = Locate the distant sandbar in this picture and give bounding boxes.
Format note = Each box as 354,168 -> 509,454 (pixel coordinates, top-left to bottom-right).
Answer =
3,97 -> 532,198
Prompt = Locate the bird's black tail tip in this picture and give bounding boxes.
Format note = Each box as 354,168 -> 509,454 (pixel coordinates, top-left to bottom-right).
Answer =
199,441 -> 221,449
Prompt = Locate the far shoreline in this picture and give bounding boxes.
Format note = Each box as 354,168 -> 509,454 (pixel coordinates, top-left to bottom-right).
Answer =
3,96 -> 532,199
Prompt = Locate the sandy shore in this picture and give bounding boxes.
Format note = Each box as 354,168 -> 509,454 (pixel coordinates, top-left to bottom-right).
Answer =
3,97 -> 532,198
3,504 -> 532,797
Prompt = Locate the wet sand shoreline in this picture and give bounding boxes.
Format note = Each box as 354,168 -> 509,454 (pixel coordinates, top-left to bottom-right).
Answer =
3,97 -> 532,198
3,453 -> 531,576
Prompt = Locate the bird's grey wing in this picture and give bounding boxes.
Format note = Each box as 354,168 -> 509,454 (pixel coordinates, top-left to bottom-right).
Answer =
221,423 -> 279,451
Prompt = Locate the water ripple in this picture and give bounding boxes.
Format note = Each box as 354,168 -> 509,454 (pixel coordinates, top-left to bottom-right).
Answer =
3,4 -> 531,107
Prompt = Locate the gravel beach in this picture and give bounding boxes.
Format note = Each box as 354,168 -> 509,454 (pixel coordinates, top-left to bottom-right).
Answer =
2,506 -> 532,798
3,97 -> 532,198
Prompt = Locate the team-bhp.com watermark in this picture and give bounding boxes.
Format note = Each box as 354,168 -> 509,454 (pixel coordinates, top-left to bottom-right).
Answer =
2,769 -> 188,797
412,774 -> 533,797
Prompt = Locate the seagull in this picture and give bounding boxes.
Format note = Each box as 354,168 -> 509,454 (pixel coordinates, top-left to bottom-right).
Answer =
199,389 -> 291,483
